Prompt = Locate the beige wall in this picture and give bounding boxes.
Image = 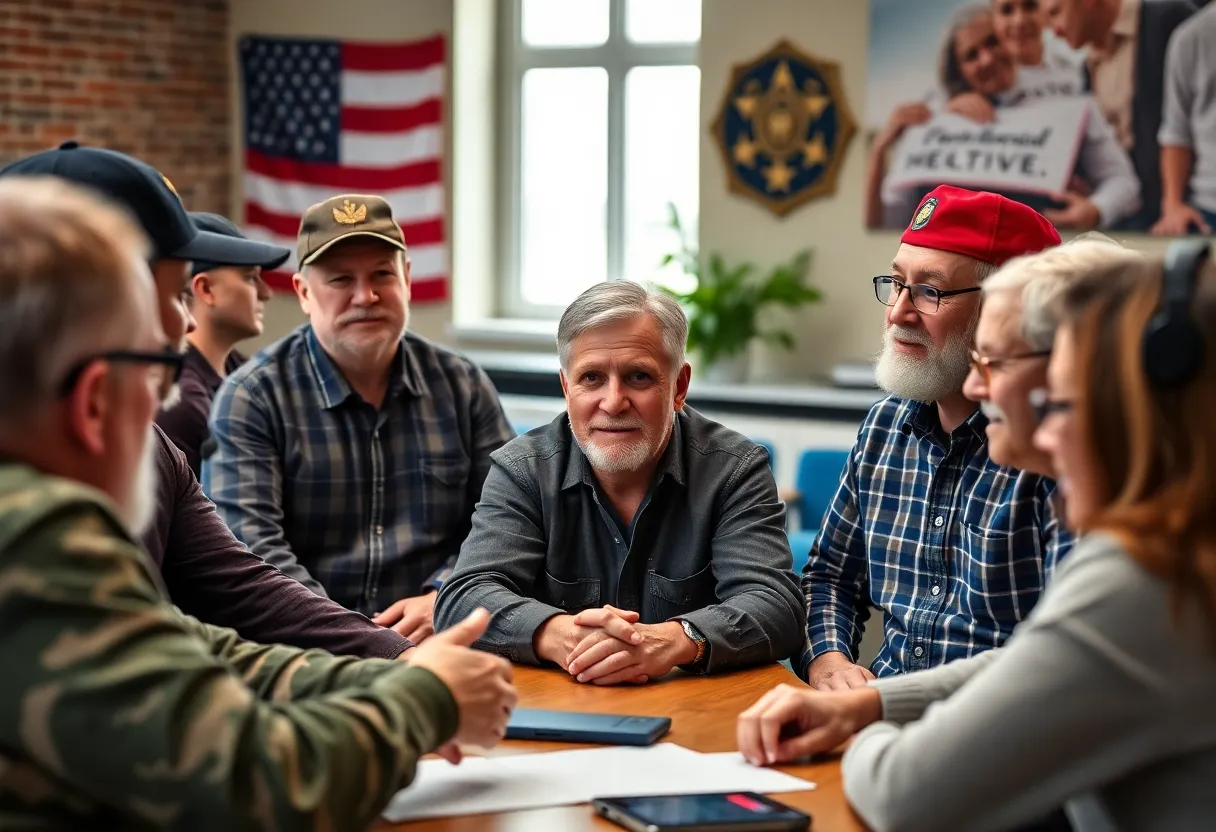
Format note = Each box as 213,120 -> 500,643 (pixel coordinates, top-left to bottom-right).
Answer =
234,0 -> 1174,372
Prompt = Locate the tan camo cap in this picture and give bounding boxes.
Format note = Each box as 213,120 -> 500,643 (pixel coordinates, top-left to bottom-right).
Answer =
296,194 -> 408,267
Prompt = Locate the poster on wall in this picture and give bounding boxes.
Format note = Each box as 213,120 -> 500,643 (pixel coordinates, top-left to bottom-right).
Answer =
865,0 -> 1207,234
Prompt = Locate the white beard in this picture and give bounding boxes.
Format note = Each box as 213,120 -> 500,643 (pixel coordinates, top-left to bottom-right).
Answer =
118,429 -> 159,536
575,410 -> 674,475
874,319 -> 977,404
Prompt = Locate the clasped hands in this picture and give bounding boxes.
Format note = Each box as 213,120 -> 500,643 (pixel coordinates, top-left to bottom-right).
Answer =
534,604 -> 698,686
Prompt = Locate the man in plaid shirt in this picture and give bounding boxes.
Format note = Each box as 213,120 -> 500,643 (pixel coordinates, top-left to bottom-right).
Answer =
803,185 -> 1074,689
204,195 -> 514,644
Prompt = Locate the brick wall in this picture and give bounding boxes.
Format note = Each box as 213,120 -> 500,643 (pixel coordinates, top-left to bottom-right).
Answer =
0,0 -> 231,214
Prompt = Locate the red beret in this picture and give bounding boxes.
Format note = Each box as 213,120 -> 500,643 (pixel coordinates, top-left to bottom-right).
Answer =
900,185 -> 1061,266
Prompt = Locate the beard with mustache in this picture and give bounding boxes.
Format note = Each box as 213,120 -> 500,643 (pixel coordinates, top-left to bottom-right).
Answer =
332,306 -> 408,359
874,314 -> 978,404
574,410 -> 674,475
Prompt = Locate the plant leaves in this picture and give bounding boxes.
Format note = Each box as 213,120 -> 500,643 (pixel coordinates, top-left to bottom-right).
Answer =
657,224 -> 821,364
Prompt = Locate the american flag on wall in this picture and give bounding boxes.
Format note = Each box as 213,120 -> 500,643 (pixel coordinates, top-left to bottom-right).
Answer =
238,34 -> 448,301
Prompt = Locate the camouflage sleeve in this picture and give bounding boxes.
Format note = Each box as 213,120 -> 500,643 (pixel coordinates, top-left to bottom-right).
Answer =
0,493 -> 458,831
175,612 -> 408,700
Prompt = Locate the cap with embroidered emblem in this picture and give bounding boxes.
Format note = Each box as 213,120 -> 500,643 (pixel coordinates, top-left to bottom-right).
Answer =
901,184 -> 1061,266
296,194 -> 407,267
0,140 -> 285,266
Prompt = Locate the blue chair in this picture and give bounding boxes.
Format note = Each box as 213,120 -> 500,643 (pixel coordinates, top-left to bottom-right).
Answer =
788,530 -> 818,574
792,449 -> 850,532
512,421 -> 535,435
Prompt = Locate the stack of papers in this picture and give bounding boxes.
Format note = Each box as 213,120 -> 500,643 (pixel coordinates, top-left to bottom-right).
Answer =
382,742 -> 816,822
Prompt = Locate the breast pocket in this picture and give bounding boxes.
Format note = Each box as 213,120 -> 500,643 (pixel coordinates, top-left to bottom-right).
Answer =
647,563 -> 717,621
423,455 -> 472,535
542,572 -> 601,613
959,523 -> 1045,633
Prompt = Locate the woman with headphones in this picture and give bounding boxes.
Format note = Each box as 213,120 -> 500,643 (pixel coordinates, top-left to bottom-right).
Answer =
739,241 -> 1216,831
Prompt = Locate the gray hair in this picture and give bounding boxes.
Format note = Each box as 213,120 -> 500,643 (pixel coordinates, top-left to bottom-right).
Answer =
557,280 -> 688,371
984,235 -> 1140,351
0,176 -> 150,425
939,4 -> 994,98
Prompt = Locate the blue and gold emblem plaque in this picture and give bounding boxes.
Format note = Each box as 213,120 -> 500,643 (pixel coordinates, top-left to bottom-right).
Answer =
711,40 -> 855,217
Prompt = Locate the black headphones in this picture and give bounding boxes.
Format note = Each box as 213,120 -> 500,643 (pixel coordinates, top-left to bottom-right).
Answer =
1142,239 -> 1209,389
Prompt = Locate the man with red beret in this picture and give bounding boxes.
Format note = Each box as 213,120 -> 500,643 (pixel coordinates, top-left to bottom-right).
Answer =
801,185 -> 1073,690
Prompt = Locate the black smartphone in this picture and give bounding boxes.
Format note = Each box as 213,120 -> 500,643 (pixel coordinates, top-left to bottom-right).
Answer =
504,708 -> 671,745
592,792 -> 812,832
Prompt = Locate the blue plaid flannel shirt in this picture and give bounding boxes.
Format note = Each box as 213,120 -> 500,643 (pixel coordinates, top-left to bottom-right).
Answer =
801,396 -> 1073,678
202,325 -> 514,616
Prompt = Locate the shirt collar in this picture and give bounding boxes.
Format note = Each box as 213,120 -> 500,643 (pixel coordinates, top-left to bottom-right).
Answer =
561,411 -> 688,491
899,398 -> 988,443
303,326 -> 421,410
182,343 -> 223,393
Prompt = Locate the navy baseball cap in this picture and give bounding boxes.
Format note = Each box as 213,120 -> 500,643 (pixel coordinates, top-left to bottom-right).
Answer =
188,212 -> 291,275
0,140 -> 283,266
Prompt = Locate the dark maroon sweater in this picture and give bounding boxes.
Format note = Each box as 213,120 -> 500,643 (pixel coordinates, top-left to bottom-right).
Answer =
139,425 -> 410,659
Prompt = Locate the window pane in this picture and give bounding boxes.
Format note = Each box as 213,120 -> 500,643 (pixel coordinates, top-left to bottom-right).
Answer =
625,0 -> 701,44
520,67 -> 608,307
624,65 -> 700,293
522,0 -> 609,47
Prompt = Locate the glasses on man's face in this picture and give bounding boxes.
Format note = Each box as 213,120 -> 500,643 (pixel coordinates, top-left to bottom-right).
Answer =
1028,387 -> 1074,424
969,349 -> 1052,385
873,276 -> 982,314
59,348 -> 185,403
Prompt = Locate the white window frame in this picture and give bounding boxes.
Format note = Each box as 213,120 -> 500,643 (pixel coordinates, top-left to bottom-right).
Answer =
498,0 -> 699,319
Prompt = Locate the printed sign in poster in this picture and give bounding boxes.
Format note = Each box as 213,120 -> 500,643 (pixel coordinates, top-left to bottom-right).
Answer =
883,97 -> 1088,196
865,0 -> 1207,233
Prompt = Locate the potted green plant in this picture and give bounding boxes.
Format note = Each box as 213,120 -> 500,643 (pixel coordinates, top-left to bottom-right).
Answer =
659,203 -> 821,384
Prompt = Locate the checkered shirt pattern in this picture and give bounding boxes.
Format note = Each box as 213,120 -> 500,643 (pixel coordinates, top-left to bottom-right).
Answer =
801,396 -> 1073,678
202,325 -> 513,615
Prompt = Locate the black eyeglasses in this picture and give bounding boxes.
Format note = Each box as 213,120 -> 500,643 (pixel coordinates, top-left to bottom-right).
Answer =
969,349 -> 1052,384
59,348 -> 185,399
1028,388 -> 1074,424
873,276 -> 982,314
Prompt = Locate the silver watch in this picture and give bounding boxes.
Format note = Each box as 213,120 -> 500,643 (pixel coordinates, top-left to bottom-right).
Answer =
679,619 -> 706,666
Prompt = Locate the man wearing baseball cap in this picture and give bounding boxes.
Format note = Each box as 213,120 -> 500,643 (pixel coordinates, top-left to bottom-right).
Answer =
155,212 -> 288,476
0,142 -> 417,660
802,185 -> 1074,690
204,194 -> 515,643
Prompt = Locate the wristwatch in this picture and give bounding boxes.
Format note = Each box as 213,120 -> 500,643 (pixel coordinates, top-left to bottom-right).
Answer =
679,619 -> 707,669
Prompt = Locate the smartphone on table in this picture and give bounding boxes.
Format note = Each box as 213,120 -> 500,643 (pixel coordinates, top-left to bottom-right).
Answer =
504,708 -> 671,745
592,791 -> 811,832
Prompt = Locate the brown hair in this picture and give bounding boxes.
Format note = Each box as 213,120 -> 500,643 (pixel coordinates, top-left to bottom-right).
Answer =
0,176 -> 150,423
1057,255 -> 1216,641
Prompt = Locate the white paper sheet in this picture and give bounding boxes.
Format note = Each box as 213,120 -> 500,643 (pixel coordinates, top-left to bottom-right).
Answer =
381,742 -> 816,822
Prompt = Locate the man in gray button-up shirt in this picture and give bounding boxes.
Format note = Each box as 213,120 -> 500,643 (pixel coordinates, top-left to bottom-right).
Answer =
434,282 -> 805,684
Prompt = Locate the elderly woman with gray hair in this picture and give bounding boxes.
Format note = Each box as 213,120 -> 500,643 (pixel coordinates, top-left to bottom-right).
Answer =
961,235 -> 1140,476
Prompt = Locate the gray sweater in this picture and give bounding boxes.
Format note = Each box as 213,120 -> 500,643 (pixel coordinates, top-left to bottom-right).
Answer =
843,532 -> 1216,832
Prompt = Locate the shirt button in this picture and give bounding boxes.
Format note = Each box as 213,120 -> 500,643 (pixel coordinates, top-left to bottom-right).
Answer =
933,515 -> 944,528
931,585 -> 941,596
913,645 -> 925,658
375,525 -> 384,535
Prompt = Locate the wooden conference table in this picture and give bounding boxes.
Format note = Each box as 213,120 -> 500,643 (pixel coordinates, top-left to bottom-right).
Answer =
375,663 -> 867,831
